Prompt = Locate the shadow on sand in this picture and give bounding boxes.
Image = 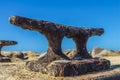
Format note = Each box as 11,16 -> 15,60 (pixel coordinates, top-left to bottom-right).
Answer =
110,64 -> 120,70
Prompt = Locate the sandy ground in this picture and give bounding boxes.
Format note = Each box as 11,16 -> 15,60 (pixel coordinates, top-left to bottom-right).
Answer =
0,56 -> 120,80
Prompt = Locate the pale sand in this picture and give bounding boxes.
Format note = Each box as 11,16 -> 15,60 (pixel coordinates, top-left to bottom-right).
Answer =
0,56 -> 120,80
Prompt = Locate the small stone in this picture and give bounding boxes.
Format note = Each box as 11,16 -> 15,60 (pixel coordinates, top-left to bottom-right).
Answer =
0,57 -> 11,62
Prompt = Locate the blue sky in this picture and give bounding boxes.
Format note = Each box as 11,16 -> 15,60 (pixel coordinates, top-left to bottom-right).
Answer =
0,0 -> 120,52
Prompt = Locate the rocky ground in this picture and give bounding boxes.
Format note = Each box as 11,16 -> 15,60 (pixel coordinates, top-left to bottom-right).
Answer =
0,48 -> 120,80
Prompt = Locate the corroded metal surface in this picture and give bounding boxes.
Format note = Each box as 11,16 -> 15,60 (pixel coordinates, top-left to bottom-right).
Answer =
9,16 -> 104,61
0,40 -> 17,47
0,40 -> 17,62
0,40 -> 17,55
